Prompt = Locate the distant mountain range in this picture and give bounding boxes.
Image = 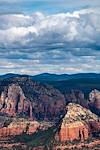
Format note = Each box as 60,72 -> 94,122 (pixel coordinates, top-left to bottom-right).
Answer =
0,73 -> 100,81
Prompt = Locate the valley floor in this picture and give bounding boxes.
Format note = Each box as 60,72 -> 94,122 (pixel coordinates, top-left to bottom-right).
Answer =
0,137 -> 100,150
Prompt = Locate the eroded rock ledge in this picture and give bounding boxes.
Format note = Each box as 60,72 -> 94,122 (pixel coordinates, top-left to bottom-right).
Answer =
0,118 -> 40,137
58,103 -> 100,142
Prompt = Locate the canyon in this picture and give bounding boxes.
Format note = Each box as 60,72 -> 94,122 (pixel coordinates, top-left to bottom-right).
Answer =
0,103 -> 99,149
0,78 -> 65,121
0,75 -> 99,149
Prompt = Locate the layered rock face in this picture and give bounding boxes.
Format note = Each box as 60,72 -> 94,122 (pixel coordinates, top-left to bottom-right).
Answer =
0,84 -> 32,118
65,90 -> 86,106
0,118 -> 40,137
89,89 -> 100,116
59,103 -> 99,142
59,121 -> 88,142
0,77 -> 65,121
89,121 -> 100,133
65,89 -> 100,115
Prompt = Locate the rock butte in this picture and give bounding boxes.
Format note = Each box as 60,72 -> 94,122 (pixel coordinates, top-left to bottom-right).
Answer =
58,103 -> 100,142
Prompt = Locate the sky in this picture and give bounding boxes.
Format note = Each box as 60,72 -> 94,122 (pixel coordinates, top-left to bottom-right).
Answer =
0,0 -> 100,75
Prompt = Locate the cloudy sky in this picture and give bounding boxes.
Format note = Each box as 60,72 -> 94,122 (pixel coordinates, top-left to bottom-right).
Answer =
0,0 -> 100,75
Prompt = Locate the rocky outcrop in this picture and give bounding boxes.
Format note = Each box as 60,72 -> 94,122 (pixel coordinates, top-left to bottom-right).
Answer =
65,90 -> 85,104
61,89 -> 100,116
59,103 -> 99,142
63,103 -> 98,122
89,121 -> 100,133
59,121 -> 89,142
0,118 -> 40,137
0,84 -> 32,118
89,89 -> 100,116
64,90 -> 90,110
0,77 -> 65,121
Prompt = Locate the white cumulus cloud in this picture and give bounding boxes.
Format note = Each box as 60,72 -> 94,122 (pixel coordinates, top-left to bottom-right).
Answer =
0,7 -> 100,74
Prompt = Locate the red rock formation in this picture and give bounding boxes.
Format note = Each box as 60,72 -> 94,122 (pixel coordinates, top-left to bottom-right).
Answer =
65,90 -> 86,106
58,103 -> 99,142
0,79 -> 65,121
0,120 -> 40,137
0,84 -> 32,118
59,122 -> 89,142
89,121 -> 100,133
89,89 -> 100,115
0,127 -> 23,137
29,102 -> 33,119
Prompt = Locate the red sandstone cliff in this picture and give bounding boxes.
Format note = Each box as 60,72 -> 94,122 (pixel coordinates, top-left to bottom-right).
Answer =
59,121 -> 89,142
0,118 -> 40,137
0,84 -> 32,118
58,103 -> 99,142
0,78 -> 65,121
89,89 -> 100,115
